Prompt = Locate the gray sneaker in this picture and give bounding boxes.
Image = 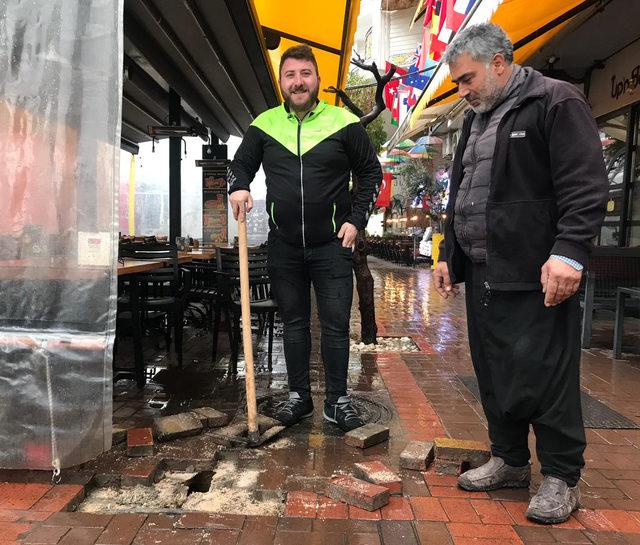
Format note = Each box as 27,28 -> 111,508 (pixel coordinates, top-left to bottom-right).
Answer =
458,456 -> 531,491
526,476 -> 580,524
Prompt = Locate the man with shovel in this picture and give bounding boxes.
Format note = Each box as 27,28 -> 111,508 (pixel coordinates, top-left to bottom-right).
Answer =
228,45 -> 382,432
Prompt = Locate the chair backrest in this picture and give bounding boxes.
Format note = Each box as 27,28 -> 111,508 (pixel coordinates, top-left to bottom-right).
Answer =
216,246 -> 271,302
585,246 -> 640,298
119,242 -> 181,296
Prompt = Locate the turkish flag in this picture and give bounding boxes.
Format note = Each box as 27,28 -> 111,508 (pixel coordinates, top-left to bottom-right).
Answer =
375,173 -> 393,208
384,62 -> 408,110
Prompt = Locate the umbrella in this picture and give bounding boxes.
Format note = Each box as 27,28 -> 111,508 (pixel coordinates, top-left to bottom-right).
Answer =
387,148 -> 410,157
415,135 -> 443,145
395,139 -> 415,151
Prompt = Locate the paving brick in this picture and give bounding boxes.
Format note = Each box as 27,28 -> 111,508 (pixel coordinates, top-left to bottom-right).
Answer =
0,510 -> 22,523
153,413 -> 203,442
326,476 -> 389,512
0,484 -> 51,510
470,499 -> 514,525
31,485 -> 85,513
276,518 -> 313,532
112,426 -> 127,445
433,460 -> 462,476
175,513 -> 245,530
434,438 -> 490,468
132,528 -> 207,545
410,497 -> 448,522
202,529 -> 240,545
120,459 -> 162,487
349,533 -> 381,545
22,524 -> 68,543
379,521 -> 419,545
20,511 -> 54,523
284,491 -> 318,518
439,498 -> 480,524
447,522 -> 520,540
58,527 -> 104,545
422,472 -> 459,488
513,525 -> 556,543
96,514 -> 146,545
599,510 -> 640,534
428,486 -> 489,499
348,506 -> 381,520
573,509 -> 617,531
316,497 -> 348,520
127,428 -> 154,457
191,407 -> 229,428
45,512 -> 113,528
400,441 -> 435,471
237,519 -> 275,545
548,528 -> 591,543
381,497 -> 414,520
414,521 -> 453,545
344,424 -> 389,449
354,461 -> 402,495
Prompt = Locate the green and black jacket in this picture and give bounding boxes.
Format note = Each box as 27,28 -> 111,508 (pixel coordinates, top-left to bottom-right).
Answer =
228,100 -> 382,247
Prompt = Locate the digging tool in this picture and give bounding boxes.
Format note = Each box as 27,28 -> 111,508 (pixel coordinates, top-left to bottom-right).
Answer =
236,215 -> 285,447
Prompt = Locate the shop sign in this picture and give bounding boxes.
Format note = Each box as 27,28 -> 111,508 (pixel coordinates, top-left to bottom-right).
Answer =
589,39 -> 640,118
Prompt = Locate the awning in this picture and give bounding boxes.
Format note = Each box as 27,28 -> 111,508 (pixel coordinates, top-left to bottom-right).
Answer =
250,0 -> 362,105
122,0 -> 280,146
389,0 -> 603,147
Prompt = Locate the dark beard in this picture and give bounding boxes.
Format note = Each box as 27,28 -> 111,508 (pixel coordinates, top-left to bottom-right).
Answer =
285,88 -> 319,114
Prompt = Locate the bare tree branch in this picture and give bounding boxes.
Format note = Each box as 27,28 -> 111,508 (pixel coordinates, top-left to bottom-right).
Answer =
324,57 -> 396,127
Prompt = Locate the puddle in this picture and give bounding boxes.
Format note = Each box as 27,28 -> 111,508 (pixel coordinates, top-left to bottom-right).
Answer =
350,335 -> 420,352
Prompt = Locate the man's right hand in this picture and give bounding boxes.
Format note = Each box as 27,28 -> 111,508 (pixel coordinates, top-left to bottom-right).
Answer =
229,190 -> 253,222
433,261 -> 459,299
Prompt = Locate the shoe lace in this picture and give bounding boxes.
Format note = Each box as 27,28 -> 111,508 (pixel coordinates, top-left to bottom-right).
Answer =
274,398 -> 301,415
338,400 -> 360,421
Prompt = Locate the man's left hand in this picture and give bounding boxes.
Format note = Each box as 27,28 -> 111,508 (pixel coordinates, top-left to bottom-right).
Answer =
541,258 -> 582,307
337,222 -> 358,249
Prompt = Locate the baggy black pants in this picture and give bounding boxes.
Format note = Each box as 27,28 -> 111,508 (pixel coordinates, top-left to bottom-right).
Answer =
465,261 -> 586,486
267,234 -> 354,404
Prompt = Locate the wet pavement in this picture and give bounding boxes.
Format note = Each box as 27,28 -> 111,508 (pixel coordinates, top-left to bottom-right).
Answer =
2,257 -> 640,544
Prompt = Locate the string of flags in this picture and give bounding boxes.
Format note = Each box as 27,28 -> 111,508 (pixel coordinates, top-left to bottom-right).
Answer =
385,0 -> 477,126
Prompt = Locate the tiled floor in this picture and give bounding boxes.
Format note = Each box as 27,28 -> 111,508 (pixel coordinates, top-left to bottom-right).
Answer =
2,257 -> 640,544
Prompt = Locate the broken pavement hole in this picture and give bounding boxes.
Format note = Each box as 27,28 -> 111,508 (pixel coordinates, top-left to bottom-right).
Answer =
187,470 -> 213,495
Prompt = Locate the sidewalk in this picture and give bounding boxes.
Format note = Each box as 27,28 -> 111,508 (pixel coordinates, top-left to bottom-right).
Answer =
2,257 -> 640,544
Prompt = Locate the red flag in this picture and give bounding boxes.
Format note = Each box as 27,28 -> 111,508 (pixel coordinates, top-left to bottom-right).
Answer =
376,173 -> 393,208
384,62 -> 407,111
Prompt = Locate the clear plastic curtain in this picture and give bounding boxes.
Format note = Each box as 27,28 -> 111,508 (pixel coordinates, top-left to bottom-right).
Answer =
0,0 -> 122,470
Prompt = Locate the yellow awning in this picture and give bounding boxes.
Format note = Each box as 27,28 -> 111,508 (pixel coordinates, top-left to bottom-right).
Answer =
391,0 -> 600,145
250,0 -> 361,105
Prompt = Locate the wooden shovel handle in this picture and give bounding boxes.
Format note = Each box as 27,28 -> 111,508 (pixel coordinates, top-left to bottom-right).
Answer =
238,218 -> 258,435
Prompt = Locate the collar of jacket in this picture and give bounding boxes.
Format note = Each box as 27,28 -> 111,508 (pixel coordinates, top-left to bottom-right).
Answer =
282,99 -> 328,123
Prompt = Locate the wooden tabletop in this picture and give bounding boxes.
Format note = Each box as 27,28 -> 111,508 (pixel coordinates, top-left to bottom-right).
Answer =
180,249 -> 216,261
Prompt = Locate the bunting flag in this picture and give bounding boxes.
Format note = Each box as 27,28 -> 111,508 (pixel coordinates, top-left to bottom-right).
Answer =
375,173 -> 393,208
423,0 -> 477,62
384,62 -> 408,111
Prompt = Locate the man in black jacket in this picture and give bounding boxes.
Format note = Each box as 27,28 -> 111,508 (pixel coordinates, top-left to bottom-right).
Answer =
432,24 -> 607,524
228,45 -> 382,432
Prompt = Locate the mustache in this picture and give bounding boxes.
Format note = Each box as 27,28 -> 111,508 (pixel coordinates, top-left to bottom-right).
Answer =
290,86 -> 308,93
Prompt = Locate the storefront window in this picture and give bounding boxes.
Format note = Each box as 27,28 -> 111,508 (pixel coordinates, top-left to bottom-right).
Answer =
628,118 -> 640,247
598,113 -> 628,246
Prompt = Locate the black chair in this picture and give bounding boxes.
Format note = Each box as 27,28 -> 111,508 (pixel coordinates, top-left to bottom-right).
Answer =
216,245 -> 278,372
116,243 -> 191,386
580,246 -> 640,348
186,262 -> 234,363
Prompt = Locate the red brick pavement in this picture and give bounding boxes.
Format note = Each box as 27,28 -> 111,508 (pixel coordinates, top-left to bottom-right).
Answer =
5,260 -> 640,544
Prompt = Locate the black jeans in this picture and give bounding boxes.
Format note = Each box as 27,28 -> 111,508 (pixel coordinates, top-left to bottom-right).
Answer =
465,261 -> 586,486
267,234 -> 353,404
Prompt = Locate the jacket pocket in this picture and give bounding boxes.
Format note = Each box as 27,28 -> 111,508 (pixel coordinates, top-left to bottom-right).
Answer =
487,199 -> 557,285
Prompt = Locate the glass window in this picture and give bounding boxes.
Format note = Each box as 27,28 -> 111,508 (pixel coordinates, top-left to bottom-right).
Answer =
598,113 -> 628,245
627,113 -> 640,246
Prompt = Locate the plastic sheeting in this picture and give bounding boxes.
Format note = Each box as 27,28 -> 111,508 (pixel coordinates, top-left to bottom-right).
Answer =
0,0 -> 122,470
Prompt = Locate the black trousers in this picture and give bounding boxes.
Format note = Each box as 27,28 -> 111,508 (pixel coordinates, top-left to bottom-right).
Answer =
465,261 -> 586,486
267,234 -> 353,404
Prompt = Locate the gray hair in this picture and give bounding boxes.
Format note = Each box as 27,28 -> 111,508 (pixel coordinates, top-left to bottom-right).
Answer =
443,23 -> 513,65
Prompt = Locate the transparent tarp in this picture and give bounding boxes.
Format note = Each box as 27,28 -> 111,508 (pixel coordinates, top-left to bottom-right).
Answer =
0,0 -> 122,469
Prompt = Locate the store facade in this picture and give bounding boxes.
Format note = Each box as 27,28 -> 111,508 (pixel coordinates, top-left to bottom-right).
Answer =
589,38 -> 640,247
